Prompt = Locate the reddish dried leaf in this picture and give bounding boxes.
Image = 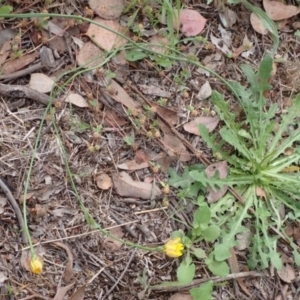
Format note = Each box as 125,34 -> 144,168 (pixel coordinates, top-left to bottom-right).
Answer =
263,0 -> 300,21
1,52 -> 39,74
205,161 -> 228,203
135,150 -> 151,164
89,0 -> 125,20
85,17 -> 128,51
256,186 -> 267,199
76,41 -> 106,68
104,79 -> 138,110
103,227 -> 124,252
179,9 -> 207,37
250,13 -> 268,35
162,133 -> 191,162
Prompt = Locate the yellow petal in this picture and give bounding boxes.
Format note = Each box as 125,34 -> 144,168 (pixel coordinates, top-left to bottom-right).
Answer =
30,257 -> 43,274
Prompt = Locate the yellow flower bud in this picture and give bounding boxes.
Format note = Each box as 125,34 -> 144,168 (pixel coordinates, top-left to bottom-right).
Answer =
30,256 -> 43,274
163,237 -> 184,258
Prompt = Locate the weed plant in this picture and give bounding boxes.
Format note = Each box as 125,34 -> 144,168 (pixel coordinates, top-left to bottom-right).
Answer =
169,55 -> 300,286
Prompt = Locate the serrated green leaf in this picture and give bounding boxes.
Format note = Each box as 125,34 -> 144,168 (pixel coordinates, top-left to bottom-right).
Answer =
177,260 -> 195,285
193,204 -> 211,228
202,225 -> 220,242
126,50 -> 147,61
190,281 -> 213,300
168,167 -> 194,189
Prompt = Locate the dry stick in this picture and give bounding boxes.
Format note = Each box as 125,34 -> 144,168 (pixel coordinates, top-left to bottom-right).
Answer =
0,82 -> 53,106
151,271 -> 264,293
0,62 -> 44,81
0,178 -> 28,244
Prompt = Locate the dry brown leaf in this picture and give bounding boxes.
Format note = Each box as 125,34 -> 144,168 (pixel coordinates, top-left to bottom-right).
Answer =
104,110 -> 127,127
196,81 -> 212,100
277,264 -> 295,283
232,35 -> 253,59
53,242 -> 74,283
0,272 -> 8,283
205,161 -> 228,203
89,0 -> 125,20
28,73 -> 55,93
263,0 -> 300,21
168,293 -> 193,300
162,133 -> 191,162
85,17 -> 128,51
53,283 -> 75,300
0,41 -> 11,67
256,186 -> 267,200
105,79 -> 138,110
183,116 -> 219,136
1,52 -> 39,74
228,248 -> 251,296
150,103 -> 177,125
139,84 -> 171,98
148,35 -> 169,54
135,150 -> 151,164
0,196 -> 7,214
117,160 -> 149,171
112,172 -> 161,199
65,93 -> 89,108
19,185 -> 64,203
250,13 -> 268,35
68,285 -> 86,300
103,226 -> 124,251
76,41 -> 106,68
95,173 -> 112,190
30,204 -> 47,218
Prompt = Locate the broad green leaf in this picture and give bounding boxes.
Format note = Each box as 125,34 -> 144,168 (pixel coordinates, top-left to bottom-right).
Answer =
205,255 -> 229,276
177,260 -> 195,285
126,50 -> 147,61
202,225 -> 220,242
192,247 -> 206,259
190,281 -> 213,300
0,5 -> 12,14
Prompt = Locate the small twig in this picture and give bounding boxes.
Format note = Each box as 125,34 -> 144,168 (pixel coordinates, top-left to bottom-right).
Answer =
0,82 -> 54,105
151,271 -> 265,293
0,62 -> 44,81
0,178 -> 27,244
102,240 -> 138,299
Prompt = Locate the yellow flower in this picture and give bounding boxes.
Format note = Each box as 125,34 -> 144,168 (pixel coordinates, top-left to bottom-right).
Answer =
163,237 -> 184,258
30,256 -> 43,274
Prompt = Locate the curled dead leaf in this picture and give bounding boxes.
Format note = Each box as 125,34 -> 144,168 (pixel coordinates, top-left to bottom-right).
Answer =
183,116 -> 219,136
112,172 -> 161,199
53,242 -> 74,283
250,13 -> 268,35
95,173 -> 112,190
